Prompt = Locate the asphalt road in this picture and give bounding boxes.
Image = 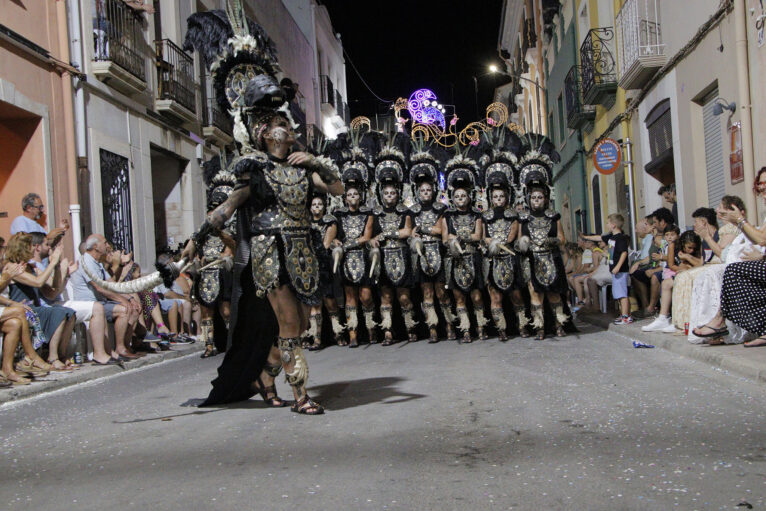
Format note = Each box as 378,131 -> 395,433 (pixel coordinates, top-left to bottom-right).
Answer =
1,322 -> 765,510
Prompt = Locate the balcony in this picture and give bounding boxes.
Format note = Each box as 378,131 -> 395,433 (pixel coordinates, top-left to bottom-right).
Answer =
91,0 -> 147,96
320,74 -> 335,115
154,39 -> 197,125
521,18 -> 537,55
616,0 -> 667,90
542,0 -> 560,38
564,66 -> 595,131
580,28 -> 618,107
202,98 -> 232,147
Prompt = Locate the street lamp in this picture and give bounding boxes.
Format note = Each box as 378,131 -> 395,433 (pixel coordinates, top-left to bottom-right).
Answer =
488,64 -> 546,93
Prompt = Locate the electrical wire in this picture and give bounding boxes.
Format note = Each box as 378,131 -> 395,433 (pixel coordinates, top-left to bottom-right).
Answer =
342,47 -> 394,105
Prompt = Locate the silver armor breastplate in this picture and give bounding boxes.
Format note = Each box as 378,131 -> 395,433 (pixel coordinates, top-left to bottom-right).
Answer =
415,209 -> 440,241
380,211 -> 405,247
202,235 -> 224,262
342,214 -> 366,240
452,213 -> 476,239
487,218 -> 512,241
263,163 -> 311,229
529,216 -> 553,252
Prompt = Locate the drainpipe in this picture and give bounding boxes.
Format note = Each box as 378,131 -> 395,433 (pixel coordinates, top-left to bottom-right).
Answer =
623,137 -> 637,251
67,0 -> 86,260
735,0 -> 756,222
310,2 -> 322,135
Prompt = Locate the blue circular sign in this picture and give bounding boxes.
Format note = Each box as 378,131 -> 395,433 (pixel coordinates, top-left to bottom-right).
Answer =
593,138 -> 622,175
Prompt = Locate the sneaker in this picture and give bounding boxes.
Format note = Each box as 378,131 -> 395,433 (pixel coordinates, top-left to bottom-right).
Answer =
642,315 -> 671,332
614,315 -> 634,325
661,323 -> 677,333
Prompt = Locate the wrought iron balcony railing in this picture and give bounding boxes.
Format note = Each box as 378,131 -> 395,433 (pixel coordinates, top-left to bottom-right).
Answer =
564,65 -> 595,130
522,17 -> 537,55
616,0 -> 667,89
580,27 -> 618,106
155,39 -> 196,113
203,97 -> 231,135
93,0 -> 145,81
320,75 -> 335,108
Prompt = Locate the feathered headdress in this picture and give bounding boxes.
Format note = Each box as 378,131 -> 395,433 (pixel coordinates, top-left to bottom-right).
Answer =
202,154 -> 237,211
444,142 -> 481,201
517,133 -> 560,204
373,128 -> 409,203
183,2 -> 296,152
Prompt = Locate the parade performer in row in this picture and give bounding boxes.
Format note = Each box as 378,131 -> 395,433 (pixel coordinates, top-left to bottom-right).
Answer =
408,137 -> 456,343
515,138 -> 568,340
370,134 -> 418,345
307,194 -> 345,349
443,150 -> 488,343
331,142 -> 376,347
480,129 -> 521,341
182,3 -> 343,414
196,156 -> 236,358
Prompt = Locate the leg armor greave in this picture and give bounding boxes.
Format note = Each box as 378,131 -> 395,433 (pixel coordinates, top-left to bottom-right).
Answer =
456,306 -> 471,334
440,303 -> 456,325
474,307 -> 489,329
421,302 -> 439,328
491,308 -> 506,333
379,305 -> 393,331
553,302 -> 569,327
329,311 -> 345,336
363,304 -> 378,341
345,305 -> 359,331
401,304 -> 418,332
531,304 -> 545,331
278,336 -> 308,389
515,305 -> 530,330
308,313 -> 322,340
263,360 -> 283,378
200,318 -> 214,347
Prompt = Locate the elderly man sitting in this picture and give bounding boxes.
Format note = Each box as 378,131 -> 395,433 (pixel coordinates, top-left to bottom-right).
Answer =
69,234 -> 142,363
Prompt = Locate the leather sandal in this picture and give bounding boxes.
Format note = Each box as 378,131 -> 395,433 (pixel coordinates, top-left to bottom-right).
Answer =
252,376 -> 288,407
428,327 -> 439,344
535,329 -> 545,341
291,395 -> 324,415
382,331 -> 395,346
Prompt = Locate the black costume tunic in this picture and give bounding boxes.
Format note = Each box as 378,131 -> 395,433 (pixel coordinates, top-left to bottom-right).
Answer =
311,214 -> 338,298
409,201 -> 447,283
201,151 -> 336,406
371,203 -> 414,288
444,208 -> 484,293
482,207 -> 519,292
517,210 -> 567,294
335,207 -> 373,286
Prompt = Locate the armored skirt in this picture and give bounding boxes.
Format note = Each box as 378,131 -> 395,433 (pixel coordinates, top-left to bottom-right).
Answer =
483,252 -> 520,293
195,267 -> 233,308
378,244 -> 415,288
445,251 -> 485,293
412,238 -> 445,284
518,211 -> 567,294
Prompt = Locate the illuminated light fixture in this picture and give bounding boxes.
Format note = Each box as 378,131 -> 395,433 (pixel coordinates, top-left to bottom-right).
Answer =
489,64 -> 498,73
407,88 -> 446,130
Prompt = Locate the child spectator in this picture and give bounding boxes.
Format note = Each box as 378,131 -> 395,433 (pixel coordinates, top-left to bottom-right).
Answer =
642,230 -> 703,333
581,214 -> 631,323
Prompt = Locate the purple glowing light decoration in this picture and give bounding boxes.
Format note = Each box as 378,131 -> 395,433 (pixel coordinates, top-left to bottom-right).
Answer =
407,88 -> 446,130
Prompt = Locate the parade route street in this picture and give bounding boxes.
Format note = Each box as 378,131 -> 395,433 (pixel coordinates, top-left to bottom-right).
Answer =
2,322 -> 765,510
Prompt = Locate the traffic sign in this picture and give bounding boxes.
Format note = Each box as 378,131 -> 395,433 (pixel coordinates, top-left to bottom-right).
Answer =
593,138 -> 622,175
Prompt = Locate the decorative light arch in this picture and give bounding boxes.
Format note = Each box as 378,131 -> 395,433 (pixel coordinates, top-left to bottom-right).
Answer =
407,88 -> 446,130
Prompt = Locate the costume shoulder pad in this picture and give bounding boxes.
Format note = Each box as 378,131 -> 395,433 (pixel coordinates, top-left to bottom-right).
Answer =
545,209 -> 561,221
322,214 -> 337,225
231,152 -> 270,177
504,209 -> 518,220
409,203 -> 422,214
372,205 -> 383,216
517,212 -> 531,222
432,202 -> 447,212
396,203 -> 408,213
359,205 -> 373,214
482,209 -> 495,222
334,206 -> 349,215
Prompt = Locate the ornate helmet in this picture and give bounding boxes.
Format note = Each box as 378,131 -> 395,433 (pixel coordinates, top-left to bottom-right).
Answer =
183,1 -> 296,153
444,144 -> 481,203
373,131 -> 409,205
408,133 -> 445,202
517,133 -> 561,205
479,126 -> 523,202
202,154 -> 237,212
326,124 -> 376,202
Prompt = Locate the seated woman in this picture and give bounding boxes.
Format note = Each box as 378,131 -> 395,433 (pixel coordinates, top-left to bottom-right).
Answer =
688,195 -> 764,343
582,241 -> 611,312
5,234 -> 77,371
0,261 -> 51,385
569,240 -> 595,310
693,168 -> 766,346
642,230 -> 703,333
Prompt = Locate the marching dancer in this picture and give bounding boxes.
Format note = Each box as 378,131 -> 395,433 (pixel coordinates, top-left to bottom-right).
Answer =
307,194 -> 344,349
331,142 -> 376,347
442,151 -> 488,343
479,130 -> 521,341
408,138 -> 456,343
515,138 -> 568,340
196,156 -> 236,358
370,136 -> 418,345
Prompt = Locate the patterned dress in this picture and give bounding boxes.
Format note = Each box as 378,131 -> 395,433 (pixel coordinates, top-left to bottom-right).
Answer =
334,207 -> 373,287
482,207 -> 519,293
517,210 -> 567,294
409,201 -> 447,283
372,204 -> 414,288
444,208 -> 484,293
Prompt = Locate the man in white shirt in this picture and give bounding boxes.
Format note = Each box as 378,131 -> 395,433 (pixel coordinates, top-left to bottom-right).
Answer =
10,193 -> 47,234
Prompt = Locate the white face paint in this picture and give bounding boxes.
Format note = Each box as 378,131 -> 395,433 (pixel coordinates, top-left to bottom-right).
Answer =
453,189 -> 469,209
491,189 -> 507,208
529,191 -> 546,211
418,182 -> 434,202
310,198 -> 325,217
346,188 -> 360,208
382,186 -> 399,207
271,127 -> 290,143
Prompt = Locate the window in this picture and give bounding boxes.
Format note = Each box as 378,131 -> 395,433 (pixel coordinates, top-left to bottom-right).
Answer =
592,174 -> 602,234
549,112 -> 555,144
701,89 -> 725,207
557,94 -> 565,142
644,98 -> 674,184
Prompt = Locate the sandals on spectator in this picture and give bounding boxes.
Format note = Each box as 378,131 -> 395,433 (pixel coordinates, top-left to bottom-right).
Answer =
291,395 -> 324,415
0,371 -> 31,386
692,323 -> 729,338
252,376 -> 288,407
16,358 -> 50,376
744,336 -> 766,348
48,359 -> 74,372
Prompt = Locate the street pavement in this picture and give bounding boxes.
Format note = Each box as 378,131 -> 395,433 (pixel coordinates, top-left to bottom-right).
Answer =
1,322 -> 765,510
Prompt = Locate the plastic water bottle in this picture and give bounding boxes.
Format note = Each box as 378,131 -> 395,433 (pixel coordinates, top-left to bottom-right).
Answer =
74,351 -> 83,364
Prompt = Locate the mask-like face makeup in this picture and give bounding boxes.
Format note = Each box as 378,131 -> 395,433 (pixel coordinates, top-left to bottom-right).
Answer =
530,191 -> 546,211
491,189 -> 507,208
382,186 -> 398,207
346,188 -> 361,208
310,198 -> 325,217
453,189 -> 469,208
418,182 -> 434,203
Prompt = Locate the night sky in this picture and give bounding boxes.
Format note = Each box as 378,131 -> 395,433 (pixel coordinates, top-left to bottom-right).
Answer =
321,0 -> 506,126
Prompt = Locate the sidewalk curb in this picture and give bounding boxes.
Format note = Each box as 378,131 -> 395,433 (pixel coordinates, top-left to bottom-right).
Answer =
0,342 -> 203,404
577,312 -> 766,384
